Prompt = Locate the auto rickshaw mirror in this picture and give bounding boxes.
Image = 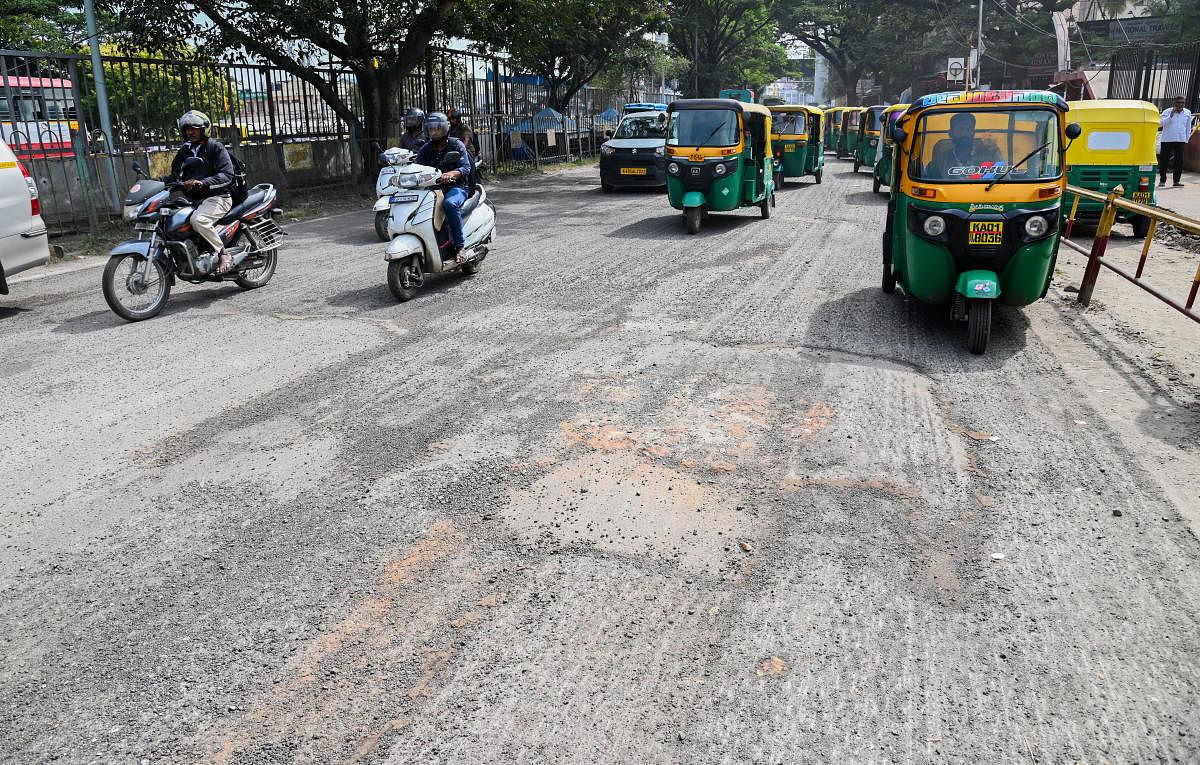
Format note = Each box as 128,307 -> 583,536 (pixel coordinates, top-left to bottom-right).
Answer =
1065,122 -> 1082,140
658,112 -> 668,124
890,124 -> 907,144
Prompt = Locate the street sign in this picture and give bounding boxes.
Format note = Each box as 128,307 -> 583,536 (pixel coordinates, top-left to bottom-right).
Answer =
947,57 -> 965,82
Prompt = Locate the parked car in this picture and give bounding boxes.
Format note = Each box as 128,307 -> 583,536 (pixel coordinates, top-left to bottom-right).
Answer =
599,110 -> 668,192
0,139 -> 50,294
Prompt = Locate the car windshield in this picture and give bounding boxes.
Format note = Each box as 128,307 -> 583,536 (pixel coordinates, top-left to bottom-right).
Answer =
667,109 -> 740,148
614,115 -> 666,140
770,111 -> 806,135
866,109 -> 882,131
907,108 -> 1062,183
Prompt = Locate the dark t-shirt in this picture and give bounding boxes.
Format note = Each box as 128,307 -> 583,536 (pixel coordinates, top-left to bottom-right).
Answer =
167,138 -> 234,202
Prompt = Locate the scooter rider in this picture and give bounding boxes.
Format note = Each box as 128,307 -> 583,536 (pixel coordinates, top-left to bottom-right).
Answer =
399,108 -> 427,152
164,110 -> 236,273
416,111 -> 472,262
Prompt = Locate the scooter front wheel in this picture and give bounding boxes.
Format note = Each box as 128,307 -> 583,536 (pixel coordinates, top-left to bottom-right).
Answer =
374,210 -> 390,242
387,256 -> 423,302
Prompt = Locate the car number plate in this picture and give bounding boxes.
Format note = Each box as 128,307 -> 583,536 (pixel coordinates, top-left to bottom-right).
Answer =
968,221 -> 1003,245
1132,191 -> 1151,203
620,167 -> 647,175
390,193 -> 419,203
134,221 -> 157,231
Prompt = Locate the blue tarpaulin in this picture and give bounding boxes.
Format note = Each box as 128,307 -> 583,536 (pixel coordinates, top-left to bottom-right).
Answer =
506,107 -> 577,133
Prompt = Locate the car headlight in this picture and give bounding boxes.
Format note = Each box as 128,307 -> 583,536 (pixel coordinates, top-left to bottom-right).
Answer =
601,144 -> 615,156
655,146 -> 664,156
923,215 -> 946,237
668,162 -> 679,175
1024,215 -> 1048,238
714,163 -> 726,176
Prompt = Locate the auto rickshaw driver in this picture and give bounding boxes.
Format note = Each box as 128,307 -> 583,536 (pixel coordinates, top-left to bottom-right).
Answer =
927,112 -> 1003,178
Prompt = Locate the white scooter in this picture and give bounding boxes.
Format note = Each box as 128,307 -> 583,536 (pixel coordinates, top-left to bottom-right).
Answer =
373,146 -> 411,241
380,148 -> 496,302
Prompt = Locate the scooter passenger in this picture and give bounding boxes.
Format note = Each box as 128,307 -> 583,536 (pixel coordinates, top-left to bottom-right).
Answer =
399,108 -> 427,152
416,111 -> 472,263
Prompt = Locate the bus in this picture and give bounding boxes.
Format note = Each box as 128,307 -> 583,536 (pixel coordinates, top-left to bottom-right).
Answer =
718,89 -> 755,104
1,76 -> 80,159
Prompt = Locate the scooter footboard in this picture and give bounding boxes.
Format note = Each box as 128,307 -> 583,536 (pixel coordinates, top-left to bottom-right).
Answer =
384,233 -> 425,262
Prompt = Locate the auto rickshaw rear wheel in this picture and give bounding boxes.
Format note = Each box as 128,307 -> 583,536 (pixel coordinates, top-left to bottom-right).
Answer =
760,197 -> 771,219
853,160 -> 861,173
814,168 -> 823,184
967,298 -> 992,355
873,176 -> 882,194
685,206 -> 701,235
1131,215 -> 1150,238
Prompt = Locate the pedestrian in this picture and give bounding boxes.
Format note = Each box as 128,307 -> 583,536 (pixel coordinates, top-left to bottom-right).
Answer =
1158,95 -> 1192,188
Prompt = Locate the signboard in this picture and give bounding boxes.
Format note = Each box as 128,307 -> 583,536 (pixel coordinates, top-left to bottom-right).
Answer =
1079,16 -> 1167,44
546,128 -> 556,147
283,142 -> 314,171
947,58 -> 965,82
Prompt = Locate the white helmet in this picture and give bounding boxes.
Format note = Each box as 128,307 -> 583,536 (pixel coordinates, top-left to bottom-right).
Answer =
177,110 -> 211,137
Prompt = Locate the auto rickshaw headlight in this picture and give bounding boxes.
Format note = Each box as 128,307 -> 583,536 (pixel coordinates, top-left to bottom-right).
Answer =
923,215 -> 946,237
668,162 -> 680,175
714,163 -> 727,176
1024,215 -> 1049,238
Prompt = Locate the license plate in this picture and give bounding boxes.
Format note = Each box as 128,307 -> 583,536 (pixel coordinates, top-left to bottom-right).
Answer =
1132,191 -> 1151,203
689,153 -> 704,162
134,221 -> 157,231
389,193 -> 418,203
784,144 -> 796,152
620,167 -> 646,175
968,221 -> 1003,245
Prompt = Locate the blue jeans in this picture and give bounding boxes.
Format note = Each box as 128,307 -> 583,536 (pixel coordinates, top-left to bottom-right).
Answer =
442,186 -> 468,249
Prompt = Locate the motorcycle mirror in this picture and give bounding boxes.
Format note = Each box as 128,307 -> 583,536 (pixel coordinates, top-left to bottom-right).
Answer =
442,151 -> 461,165
378,153 -> 390,166
131,161 -> 146,177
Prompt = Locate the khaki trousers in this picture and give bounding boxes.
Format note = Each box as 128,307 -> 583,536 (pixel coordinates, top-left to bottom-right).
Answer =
191,194 -> 232,253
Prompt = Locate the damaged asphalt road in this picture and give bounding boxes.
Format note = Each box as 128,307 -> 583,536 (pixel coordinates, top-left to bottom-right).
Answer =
1,163 -> 1198,763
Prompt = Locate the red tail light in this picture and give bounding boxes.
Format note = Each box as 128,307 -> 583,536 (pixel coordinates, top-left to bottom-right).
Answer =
1139,176 -> 1149,192
17,161 -> 39,216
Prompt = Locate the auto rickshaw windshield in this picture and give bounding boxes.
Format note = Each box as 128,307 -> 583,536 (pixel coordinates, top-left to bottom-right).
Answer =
865,110 -> 882,131
615,115 -> 667,139
667,110 -> 740,147
907,108 -> 1062,183
770,111 -> 806,135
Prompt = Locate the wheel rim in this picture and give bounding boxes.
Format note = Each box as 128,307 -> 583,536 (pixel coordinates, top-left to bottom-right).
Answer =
401,259 -> 422,288
111,257 -> 164,314
240,251 -> 274,282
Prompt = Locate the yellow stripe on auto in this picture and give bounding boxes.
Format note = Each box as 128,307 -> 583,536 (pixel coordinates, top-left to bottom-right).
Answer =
666,141 -> 743,160
898,177 -> 1058,205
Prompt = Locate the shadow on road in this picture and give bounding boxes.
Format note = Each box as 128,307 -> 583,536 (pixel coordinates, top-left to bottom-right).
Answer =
52,285 -> 242,334
804,286 -> 1031,372
842,190 -> 888,207
325,269 -> 475,311
605,211 -> 760,239
0,306 -> 32,319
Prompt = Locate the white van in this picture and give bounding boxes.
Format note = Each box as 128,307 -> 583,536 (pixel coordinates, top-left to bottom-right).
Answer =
0,139 -> 50,294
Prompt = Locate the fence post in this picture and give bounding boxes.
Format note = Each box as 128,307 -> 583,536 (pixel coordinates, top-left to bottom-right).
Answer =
424,49 -> 436,113
1078,186 -> 1122,306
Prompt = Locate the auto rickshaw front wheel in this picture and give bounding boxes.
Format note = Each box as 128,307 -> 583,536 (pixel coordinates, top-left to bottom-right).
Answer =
685,206 -> 701,235
760,197 -> 771,219
882,262 -> 896,293
853,160 -> 861,173
873,176 -> 882,194
967,298 -> 992,355
814,168 -> 823,184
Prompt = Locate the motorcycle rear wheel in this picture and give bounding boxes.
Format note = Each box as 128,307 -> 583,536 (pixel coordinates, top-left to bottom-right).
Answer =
103,254 -> 171,322
234,228 -> 278,290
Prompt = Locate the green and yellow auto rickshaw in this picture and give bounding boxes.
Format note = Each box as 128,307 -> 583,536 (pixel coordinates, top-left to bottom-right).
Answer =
665,99 -> 776,234
771,105 -> 824,186
853,105 -> 887,173
837,107 -> 864,159
882,90 -> 1081,353
1062,99 -> 1159,238
825,107 -> 848,154
873,103 -> 909,194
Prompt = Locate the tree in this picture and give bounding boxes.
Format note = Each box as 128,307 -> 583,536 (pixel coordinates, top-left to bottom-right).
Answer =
464,0 -> 665,113
666,0 -> 785,98
113,0 -> 459,166
0,0 -> 104,51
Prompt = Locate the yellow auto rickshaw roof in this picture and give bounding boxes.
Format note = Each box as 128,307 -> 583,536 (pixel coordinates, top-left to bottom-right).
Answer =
1066,99 -> 1160,124
883,103 -> 910,117
770,104 -> 823,115
668,99 -> 772,118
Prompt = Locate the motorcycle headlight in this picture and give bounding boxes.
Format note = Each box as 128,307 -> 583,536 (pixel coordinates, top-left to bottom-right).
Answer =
1024,215 -> 1048,238
714,163 -> 727,176
923,215 -> 946,237
668,162 -> 679,175
123,204 -> 139,221
601,144 -> 615,156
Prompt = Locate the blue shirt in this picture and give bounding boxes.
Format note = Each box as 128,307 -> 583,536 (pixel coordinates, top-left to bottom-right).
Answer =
416,137 -> 471,189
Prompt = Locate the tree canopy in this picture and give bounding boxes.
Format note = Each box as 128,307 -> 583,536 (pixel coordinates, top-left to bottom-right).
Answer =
665,0 -> 788,98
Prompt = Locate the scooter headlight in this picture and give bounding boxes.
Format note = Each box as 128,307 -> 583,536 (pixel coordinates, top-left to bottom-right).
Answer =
388,175 -> 403,188
714,162 -> 727,176
668,162 -> 680,175
923,215 -> 946,237
1024,215 -> 1048,238
601,144 -> 615,156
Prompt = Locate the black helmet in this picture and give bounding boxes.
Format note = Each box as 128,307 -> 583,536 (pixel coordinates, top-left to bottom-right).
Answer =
447,107 -> 463,123
425,111 -> 449,141
177,109 -> 211,139
404,107 -> 425,131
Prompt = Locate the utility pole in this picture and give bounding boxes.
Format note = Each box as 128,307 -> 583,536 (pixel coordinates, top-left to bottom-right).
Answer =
973,0 -> 984,89
83,0 -> 120,213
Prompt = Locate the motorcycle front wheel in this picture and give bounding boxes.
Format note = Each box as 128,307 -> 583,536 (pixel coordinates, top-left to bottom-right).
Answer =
102,254 -> 171,322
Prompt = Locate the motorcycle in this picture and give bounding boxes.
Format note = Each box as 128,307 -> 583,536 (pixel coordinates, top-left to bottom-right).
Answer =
381,149 -> 496,302
102,158 -> 284,322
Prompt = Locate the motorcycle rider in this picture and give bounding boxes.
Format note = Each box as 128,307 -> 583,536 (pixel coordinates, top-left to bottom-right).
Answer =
164,110 -> 236,273
447,107 -> 476,157
416,111 -> 472,262
398,107 -> 427,152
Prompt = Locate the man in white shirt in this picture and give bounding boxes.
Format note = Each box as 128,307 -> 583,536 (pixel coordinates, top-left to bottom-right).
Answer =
1159,96 -> 1192,187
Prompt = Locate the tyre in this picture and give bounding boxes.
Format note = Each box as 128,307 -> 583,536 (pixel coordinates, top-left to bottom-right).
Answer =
775,172 -> 785,190
967,298 -> 992,355
814,168 -> 823,184
102,253 -> 171,322
374,210 -> 390,241
760,197 -> 770,219
1131,215 -> 1150,238
387,256 -> 423,301
873,176 -> 881,194
882,261 -> 896,294
853,160 -> 861,173
461,257 -> 482,275
685,206 -> 701,235
234,228 -> 277,290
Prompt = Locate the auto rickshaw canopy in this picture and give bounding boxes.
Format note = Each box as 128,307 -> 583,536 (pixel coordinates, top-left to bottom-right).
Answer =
1063,99 -> 1159,166
769,104 -> 822,138
881,103 -> 910,145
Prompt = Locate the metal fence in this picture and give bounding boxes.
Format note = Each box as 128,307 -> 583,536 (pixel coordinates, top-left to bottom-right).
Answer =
1,47 -> 677,233
1108,42 -> 1200,110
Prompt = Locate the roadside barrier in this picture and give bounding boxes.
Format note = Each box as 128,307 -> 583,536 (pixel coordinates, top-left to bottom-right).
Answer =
1062,184 -> 1200,323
